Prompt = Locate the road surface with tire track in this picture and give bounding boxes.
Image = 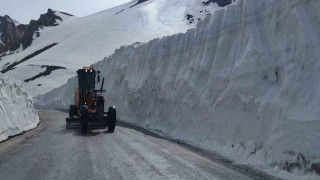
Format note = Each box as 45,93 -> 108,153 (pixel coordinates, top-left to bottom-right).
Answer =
0,110 -> 277,180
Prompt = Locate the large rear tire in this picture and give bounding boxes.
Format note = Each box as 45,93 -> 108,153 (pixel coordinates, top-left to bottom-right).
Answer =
69,105 -> 77,118
96,96 -> 104,121
81,110 -> 88,133
66,122 -> 71,129
108,106 -> 116,132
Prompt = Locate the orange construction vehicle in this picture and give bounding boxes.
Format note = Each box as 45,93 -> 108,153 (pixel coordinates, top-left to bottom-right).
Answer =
66,67 -> 116,133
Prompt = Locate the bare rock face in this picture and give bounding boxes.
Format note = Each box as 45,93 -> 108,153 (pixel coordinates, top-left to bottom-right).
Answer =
0,9 -> 71,55
130,0 -> 149,8
0,15 -> 26,54
38,9 -> 62,27
202,0 -> 233,7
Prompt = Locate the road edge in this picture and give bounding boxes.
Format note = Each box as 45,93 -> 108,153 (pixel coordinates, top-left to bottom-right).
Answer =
116,120 -> 282,180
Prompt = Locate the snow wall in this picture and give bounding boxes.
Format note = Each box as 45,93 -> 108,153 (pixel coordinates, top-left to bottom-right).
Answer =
35,0 -> 320,174
0,74 -> 39,142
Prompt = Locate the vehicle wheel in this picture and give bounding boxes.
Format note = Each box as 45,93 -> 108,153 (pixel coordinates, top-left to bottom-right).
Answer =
108,106 -> 116,132
96,96 -> 104,121
66,122 -> 71,129
81,111 -> 88,133
69,105 -> 77,118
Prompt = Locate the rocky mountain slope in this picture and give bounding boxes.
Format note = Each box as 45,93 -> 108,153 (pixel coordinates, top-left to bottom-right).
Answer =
0,9 -> 73,56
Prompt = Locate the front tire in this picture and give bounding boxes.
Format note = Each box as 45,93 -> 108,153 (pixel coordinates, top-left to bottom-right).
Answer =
81,110 -> 88,133
107,106 -> 116,132
69,105 -> 77,118
66,122 -> 71,129
96,96 -> 104,121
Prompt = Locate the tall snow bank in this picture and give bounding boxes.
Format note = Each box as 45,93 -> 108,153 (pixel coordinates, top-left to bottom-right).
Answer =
36,0 -> 320,176
0,74 -> 39,142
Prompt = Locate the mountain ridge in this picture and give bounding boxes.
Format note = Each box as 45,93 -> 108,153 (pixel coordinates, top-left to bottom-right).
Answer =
0,9 -> 73,56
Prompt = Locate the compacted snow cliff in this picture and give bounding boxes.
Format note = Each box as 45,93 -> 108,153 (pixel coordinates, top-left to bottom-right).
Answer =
0,74 -> 39,142
36,0 -> 320,177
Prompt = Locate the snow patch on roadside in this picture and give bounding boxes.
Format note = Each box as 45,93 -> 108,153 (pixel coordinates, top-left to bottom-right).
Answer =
0,73 -> 39,142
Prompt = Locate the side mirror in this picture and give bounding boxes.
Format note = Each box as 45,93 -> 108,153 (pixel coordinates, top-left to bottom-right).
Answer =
97,75 -> 100,83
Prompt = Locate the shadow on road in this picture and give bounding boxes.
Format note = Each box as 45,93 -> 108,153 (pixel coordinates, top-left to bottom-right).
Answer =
61,124 -> 111,137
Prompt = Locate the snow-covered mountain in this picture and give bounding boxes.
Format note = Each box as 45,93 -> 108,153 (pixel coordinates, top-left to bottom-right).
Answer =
0,74 -> 39,142
0,9 -> 73,55
36,0 -> 320,178
0,0 -> 230,97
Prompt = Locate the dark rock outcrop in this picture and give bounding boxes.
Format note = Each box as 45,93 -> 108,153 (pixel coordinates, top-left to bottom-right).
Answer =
186,14 -> 195,24
0,15 -> 27,54
202,0 -> 233,7
1,43 -> 58,73
24,65 -> 66,82
130,0 -> 149,8
37,9 -> 62,27
0,9 -> 71,55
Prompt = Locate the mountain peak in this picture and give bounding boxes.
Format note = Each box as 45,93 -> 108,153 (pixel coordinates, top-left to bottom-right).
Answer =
37,8 -> 62,27
1,15 -> 13,23
0,9 -> 74,55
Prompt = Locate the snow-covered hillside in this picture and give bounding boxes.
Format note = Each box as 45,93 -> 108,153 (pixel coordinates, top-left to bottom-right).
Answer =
0,74 -> 39,142
36,0 -> 320,178
0,0 -> 222,97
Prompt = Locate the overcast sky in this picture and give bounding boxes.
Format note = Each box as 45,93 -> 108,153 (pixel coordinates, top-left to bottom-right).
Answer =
0,0 -> 132,24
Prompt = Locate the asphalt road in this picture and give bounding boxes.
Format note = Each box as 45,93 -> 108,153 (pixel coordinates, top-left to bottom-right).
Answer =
0,110 -> 264,180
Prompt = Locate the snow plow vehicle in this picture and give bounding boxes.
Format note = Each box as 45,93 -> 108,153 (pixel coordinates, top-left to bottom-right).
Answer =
66,67 -> 116,133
